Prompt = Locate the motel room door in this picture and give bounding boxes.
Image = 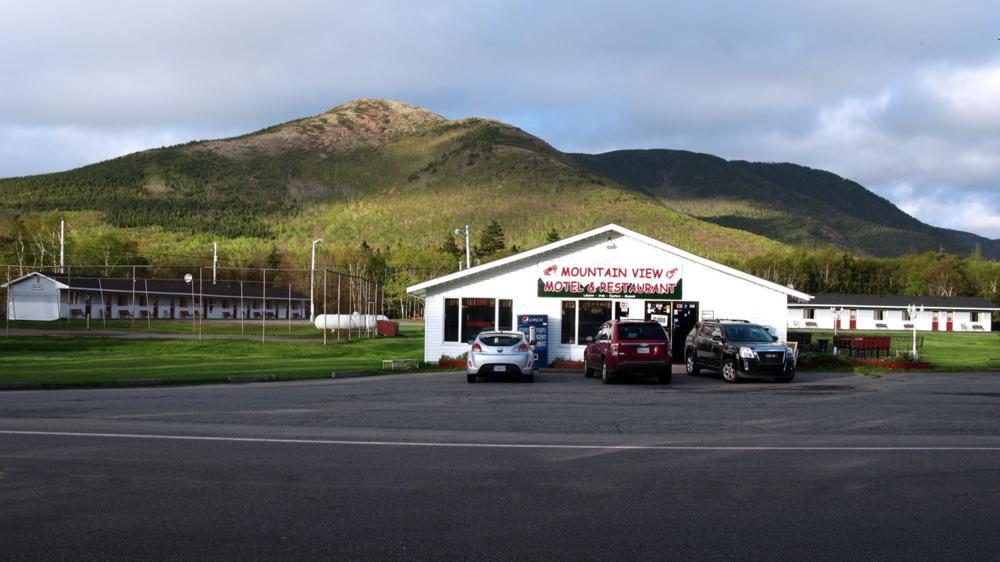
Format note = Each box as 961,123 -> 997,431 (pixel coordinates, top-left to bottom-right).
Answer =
932,311 -> 939,331
946,310 -> 953,331
849,309 -> 857,330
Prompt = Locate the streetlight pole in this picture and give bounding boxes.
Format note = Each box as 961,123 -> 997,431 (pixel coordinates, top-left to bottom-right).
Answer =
454,225 -> 471,270
907,304 -> 924,360
310,238 -> 323,322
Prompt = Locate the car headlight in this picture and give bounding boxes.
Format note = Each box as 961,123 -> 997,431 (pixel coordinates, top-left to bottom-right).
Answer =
739,347 -> 755,359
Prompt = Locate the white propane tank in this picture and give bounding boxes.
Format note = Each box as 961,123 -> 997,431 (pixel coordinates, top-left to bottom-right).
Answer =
314,313 -> 389,330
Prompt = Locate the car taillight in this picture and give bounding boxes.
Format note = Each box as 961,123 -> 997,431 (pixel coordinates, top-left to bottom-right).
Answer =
518,342 -> 530,351
472,343 -> 482,352
611,343 -> 619,357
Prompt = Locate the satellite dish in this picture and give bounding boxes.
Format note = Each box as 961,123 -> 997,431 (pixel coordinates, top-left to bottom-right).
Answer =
184,274 -> 193,284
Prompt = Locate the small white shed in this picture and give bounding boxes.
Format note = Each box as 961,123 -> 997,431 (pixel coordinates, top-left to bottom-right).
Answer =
2,272 -> 68,321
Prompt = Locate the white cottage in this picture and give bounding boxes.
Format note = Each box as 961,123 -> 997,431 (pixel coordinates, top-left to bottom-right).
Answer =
407,224 -> 813,366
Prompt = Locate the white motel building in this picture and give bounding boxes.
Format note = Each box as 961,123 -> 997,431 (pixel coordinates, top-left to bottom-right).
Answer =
407,224 -> 813,366
788,293 -> 997,333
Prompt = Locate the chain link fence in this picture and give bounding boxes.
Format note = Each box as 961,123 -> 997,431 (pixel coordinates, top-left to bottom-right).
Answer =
2,264 -> 385,343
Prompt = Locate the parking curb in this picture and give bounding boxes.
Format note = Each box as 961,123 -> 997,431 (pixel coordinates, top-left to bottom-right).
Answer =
330,370 -> 376,379
116,379 -> 162,387
0,381 -> 43,390
227,375 -> 277,383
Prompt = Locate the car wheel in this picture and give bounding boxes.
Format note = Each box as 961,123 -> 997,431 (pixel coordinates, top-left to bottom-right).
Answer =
686,352 -> 700,376
658,370 -> 672,384
601,358 -> 614,384
583,358 -> 594,378
721,359 -> 739,383
467,374 -> 476,383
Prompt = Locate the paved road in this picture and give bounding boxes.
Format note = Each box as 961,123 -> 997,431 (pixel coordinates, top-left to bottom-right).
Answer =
1,370 -> 998,560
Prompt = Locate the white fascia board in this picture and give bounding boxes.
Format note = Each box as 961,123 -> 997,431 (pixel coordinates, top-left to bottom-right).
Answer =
0,272 -> 69,290
407,223 -> 814,301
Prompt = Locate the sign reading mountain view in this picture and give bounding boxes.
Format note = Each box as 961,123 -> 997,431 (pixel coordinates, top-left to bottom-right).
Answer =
537,262 -> 683,299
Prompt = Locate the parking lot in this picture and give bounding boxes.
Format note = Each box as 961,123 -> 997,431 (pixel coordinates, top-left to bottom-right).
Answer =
2,369 -> 999,560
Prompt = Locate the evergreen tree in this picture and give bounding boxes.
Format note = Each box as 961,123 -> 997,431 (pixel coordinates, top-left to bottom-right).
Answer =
476,220 -> 506,257
438,234 -> 462,258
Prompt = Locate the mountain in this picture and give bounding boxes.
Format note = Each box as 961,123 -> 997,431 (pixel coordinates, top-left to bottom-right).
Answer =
0,99 -> 784,266
571,149 -> 1000,259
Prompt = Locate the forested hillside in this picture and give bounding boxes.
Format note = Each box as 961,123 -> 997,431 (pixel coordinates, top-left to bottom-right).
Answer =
1,99 -> 996,311
572,149 -> 1000,259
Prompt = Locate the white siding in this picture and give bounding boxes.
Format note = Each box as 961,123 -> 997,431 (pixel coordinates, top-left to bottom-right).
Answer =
788,306 -> 993,332
420,233 -> 795,364
7,275 -> 61,320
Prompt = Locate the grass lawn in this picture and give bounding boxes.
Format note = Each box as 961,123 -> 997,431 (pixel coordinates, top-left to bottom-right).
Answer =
796,330 -> 1000,371
0,325 -> 426,387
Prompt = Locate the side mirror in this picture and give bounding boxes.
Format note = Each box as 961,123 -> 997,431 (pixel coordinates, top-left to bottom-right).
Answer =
529,340 -> 537,346
771,335 -> 779,342
585,336 -> 594,343
712,335 -> 723,342
467,340 -> 475,345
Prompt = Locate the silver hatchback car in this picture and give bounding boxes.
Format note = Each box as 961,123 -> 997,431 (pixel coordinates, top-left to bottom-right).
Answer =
467,331 -> 535,383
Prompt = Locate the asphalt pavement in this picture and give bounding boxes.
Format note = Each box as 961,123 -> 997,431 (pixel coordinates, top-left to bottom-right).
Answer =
1,369 -> 999,560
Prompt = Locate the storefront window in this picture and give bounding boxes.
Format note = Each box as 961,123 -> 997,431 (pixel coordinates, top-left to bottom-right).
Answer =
461,298 -> 495,342
444,298 -> 459,342
561,301 -> 576,344
578,300 -> 612,344
614,301 -> 630,319
498,299 -> 513,331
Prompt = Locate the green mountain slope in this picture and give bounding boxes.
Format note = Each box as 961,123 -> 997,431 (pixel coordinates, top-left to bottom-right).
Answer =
571,149 -> 1000,259
0,100 -> 784,266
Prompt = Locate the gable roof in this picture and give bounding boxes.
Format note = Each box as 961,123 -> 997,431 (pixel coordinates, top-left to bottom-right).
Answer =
1,272 -> 69,290
407,223 -> 813,300
789,293 -> 999,310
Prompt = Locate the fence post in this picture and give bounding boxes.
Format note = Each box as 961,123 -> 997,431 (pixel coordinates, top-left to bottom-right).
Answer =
323,269 -> 327,345
240,280 -> 245,335
261,268 -> 266,343
131,266 -> 137,338
4,265 -> 9,337
337,273 -> 341,342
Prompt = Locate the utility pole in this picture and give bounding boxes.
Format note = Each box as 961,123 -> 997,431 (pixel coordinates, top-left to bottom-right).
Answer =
212,242 -> 218,285
310,238 -> 323,322
454,225 -> 471,271
59,219 -> 65,273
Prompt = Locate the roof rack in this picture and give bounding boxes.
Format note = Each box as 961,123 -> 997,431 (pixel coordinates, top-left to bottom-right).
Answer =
714,319 -> 750,323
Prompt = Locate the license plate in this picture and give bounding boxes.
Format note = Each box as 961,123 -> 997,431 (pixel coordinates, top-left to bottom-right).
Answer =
638,347 -> 650,354
494,365 -> 506,372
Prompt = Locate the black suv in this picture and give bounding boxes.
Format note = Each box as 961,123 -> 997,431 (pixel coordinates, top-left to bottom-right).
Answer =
683,320 -> 795,383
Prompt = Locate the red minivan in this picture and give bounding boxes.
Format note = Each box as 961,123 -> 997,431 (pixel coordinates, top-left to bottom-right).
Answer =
583,319 -> 672,384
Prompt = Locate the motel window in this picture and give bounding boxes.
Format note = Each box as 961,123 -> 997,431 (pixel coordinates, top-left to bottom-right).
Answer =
902,309 -> 911,321
138,295 -> 147,307
971,311 -> 981,323
179,297 -> 189,308
498,299 -> 513,331
561,301 -> 577,344
117,294 -> 128,307
461,298 -> 496,342
444,298 -> 459,342
874,309 -> 884,321
578,300 -> 612,345
68,291 -> 80,305
803,308 -> 815,320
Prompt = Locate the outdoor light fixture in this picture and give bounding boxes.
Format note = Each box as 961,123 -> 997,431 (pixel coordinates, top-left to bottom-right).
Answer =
606,235 -> 617,250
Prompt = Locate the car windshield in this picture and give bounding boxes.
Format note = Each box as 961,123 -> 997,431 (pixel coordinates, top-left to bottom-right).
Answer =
618,323 -> 666,341
723,324 -> 773,342
479,335 -> 523,347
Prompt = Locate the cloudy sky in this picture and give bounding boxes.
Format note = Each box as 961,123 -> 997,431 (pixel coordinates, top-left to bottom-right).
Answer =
3,0 -> 999,238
